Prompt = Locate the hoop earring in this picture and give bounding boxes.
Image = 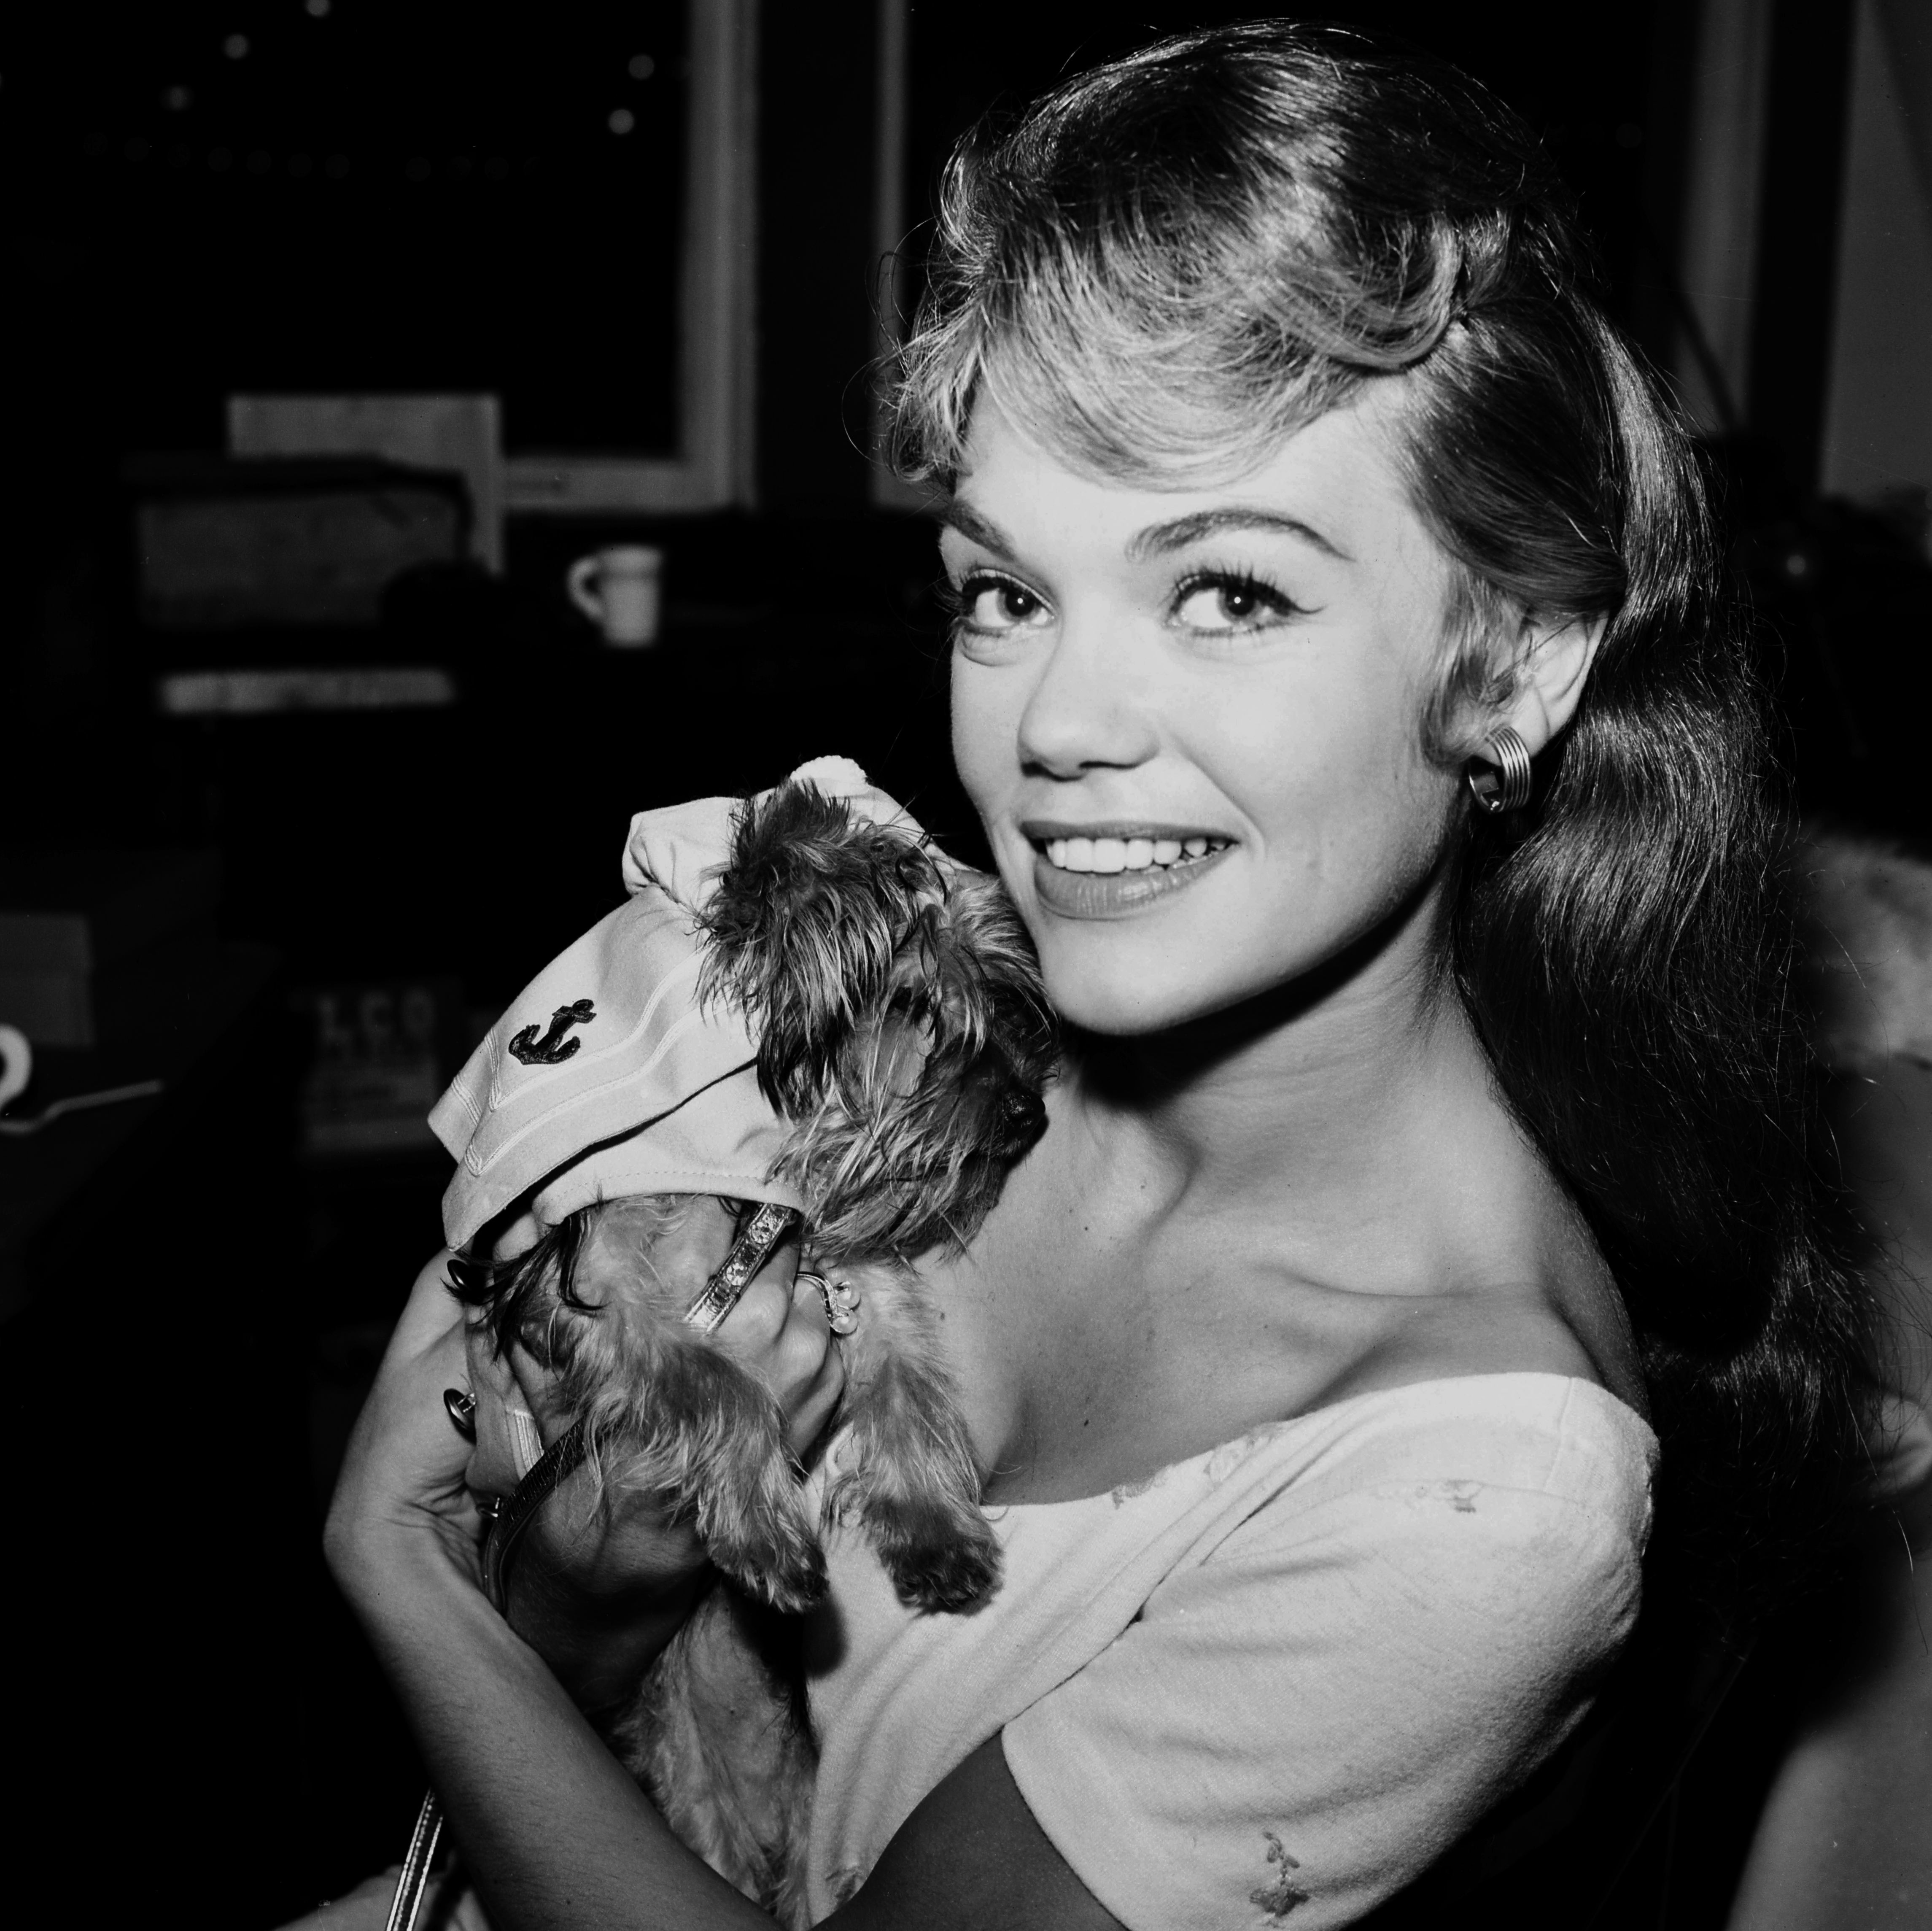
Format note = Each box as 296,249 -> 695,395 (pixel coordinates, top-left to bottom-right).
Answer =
1467,725 -> 1533,815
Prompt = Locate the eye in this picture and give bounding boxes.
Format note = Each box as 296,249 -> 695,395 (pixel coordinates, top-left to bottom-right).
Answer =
1172,572 -> 1300,634
950,570 -> 1053,634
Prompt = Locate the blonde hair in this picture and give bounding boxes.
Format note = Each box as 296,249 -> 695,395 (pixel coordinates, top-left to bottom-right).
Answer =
889,20 -> 1878,1614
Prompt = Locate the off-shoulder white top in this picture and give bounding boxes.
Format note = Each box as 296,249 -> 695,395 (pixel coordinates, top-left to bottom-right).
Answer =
803,1373 -> 1657,1928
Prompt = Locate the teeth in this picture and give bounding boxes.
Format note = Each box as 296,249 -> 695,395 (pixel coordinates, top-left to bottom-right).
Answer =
1040,835 -> 1225,873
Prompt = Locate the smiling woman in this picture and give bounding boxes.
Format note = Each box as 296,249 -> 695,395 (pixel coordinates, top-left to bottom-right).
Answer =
938,391 -> 1552,1033
892,27 -> 1873,1606
312,21 -> 1878,1931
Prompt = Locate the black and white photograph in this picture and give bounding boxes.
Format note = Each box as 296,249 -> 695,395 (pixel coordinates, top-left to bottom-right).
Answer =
3,3 -> 1929,1926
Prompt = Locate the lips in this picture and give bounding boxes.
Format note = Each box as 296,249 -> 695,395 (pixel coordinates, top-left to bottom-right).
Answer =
1025,831 -> 1233,919
1044,832 -> 1227,874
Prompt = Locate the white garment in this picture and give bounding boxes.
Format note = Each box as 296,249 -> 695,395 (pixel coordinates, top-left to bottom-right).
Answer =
803,1373 -> 1657,1928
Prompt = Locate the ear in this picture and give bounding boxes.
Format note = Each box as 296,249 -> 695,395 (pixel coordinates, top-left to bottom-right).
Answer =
1497,611 -> 1606,755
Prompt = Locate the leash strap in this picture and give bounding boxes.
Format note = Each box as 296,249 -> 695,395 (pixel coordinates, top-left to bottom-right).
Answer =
385,1421 -> 590,1931
481,1419 -> 590,1609
384,1793 -> 444,1931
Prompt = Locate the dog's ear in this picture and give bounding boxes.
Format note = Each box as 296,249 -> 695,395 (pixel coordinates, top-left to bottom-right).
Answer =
698,782 -> 940,1116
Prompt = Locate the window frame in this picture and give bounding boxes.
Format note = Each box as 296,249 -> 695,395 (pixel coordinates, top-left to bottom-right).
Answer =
502,0 -> 757,514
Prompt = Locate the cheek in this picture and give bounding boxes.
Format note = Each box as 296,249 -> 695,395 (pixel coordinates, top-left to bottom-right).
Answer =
949,653 -> 1019,827
1202,639 -> 1429,858
1238,704 -> 1449,936
1153,666 -> 1452,981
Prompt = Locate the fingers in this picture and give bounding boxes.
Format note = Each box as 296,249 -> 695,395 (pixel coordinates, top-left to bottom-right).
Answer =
457,1199 -> 849,1510
713,1240 -> 800,1353
652,1195 -> 846,1451
390,1247 -> 469,1357
714,1260 -> 846,1453
324,1259 -> 489,1594
393,1314 -> 481,1507
645,1195 -> 761,1310
463,1319 -> 541,1499
691,1203 -> 847,1451
783,1269 -> 849,1449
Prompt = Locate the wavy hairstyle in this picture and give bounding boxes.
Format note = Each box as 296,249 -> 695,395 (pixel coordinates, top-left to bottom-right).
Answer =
888,21 -> 1875,1615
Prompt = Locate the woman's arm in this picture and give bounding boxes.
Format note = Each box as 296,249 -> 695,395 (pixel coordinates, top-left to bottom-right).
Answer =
328,1253 -> 1121,1930
345,1509 -> 771,1927
354,1525 -> 1119,1930
326,1253 -> 769,1923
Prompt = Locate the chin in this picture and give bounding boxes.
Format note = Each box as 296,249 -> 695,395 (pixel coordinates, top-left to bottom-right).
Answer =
1034,941 -> 1244,1039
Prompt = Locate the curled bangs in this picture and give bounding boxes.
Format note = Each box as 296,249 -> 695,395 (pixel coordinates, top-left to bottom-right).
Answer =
887,32 -> 1479,490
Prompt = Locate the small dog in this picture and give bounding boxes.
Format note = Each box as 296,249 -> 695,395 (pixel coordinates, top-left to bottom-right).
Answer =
453,776 -> 1056,1922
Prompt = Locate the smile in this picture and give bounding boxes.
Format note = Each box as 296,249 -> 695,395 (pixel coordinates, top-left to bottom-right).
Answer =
1040,834 -> 1229,874
1024,827 -> 1234,918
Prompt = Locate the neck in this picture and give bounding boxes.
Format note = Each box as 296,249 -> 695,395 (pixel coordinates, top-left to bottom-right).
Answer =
1059,868 -> 1498,1228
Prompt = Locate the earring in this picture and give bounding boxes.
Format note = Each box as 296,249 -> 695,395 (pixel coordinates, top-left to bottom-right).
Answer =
1467,725 -> 1533,815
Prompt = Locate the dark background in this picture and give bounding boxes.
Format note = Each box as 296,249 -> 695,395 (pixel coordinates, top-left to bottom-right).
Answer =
0,3 -> 1924,1924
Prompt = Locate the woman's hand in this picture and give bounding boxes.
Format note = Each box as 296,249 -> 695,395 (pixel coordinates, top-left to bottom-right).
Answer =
329,1203 -> 846,1708
463,1199 -> 845,1605
323,1251 -> 487,1608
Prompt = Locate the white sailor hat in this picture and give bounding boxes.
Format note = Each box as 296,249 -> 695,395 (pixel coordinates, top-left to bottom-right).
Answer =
430,756 -> 911,1257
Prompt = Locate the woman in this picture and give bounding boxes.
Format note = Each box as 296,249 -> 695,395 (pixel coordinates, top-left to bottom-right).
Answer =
321,22 -> 1873,1928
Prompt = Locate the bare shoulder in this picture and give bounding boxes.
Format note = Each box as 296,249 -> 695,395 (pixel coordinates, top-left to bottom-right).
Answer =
1323,1250 -> 1650,1423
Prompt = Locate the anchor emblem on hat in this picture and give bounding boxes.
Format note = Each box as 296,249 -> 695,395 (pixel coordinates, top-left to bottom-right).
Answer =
509,999 -> 597,1065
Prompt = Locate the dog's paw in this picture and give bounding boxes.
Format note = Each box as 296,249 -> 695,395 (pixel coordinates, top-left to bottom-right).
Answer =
718,1536 -> 828,1616
876,1509 -> 1002,1614
698,1447 -> 829,1614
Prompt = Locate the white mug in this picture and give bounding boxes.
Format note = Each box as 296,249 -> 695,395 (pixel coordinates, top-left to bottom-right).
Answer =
568,544 -> 664,647
0,1024 -> 31,1114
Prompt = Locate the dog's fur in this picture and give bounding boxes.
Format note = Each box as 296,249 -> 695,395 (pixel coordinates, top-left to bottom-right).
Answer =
455,780 -> 1057,1922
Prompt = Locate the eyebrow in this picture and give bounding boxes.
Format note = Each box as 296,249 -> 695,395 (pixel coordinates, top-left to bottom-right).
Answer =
935,499 -> 1018,557
1128,508 -> 1351,563
936,499 -> 1350,565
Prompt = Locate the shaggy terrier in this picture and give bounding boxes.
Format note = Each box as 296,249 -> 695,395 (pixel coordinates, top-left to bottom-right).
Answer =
450,773 -> 1056,1923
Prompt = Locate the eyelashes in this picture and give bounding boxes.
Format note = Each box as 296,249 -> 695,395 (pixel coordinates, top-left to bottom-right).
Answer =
942,569 -> 1051,638
1170,568 -> 1303,631
940,564 -> 1307,642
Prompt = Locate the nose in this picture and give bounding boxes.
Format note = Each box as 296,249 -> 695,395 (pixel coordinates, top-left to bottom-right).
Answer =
1015,607 -> 1160,779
